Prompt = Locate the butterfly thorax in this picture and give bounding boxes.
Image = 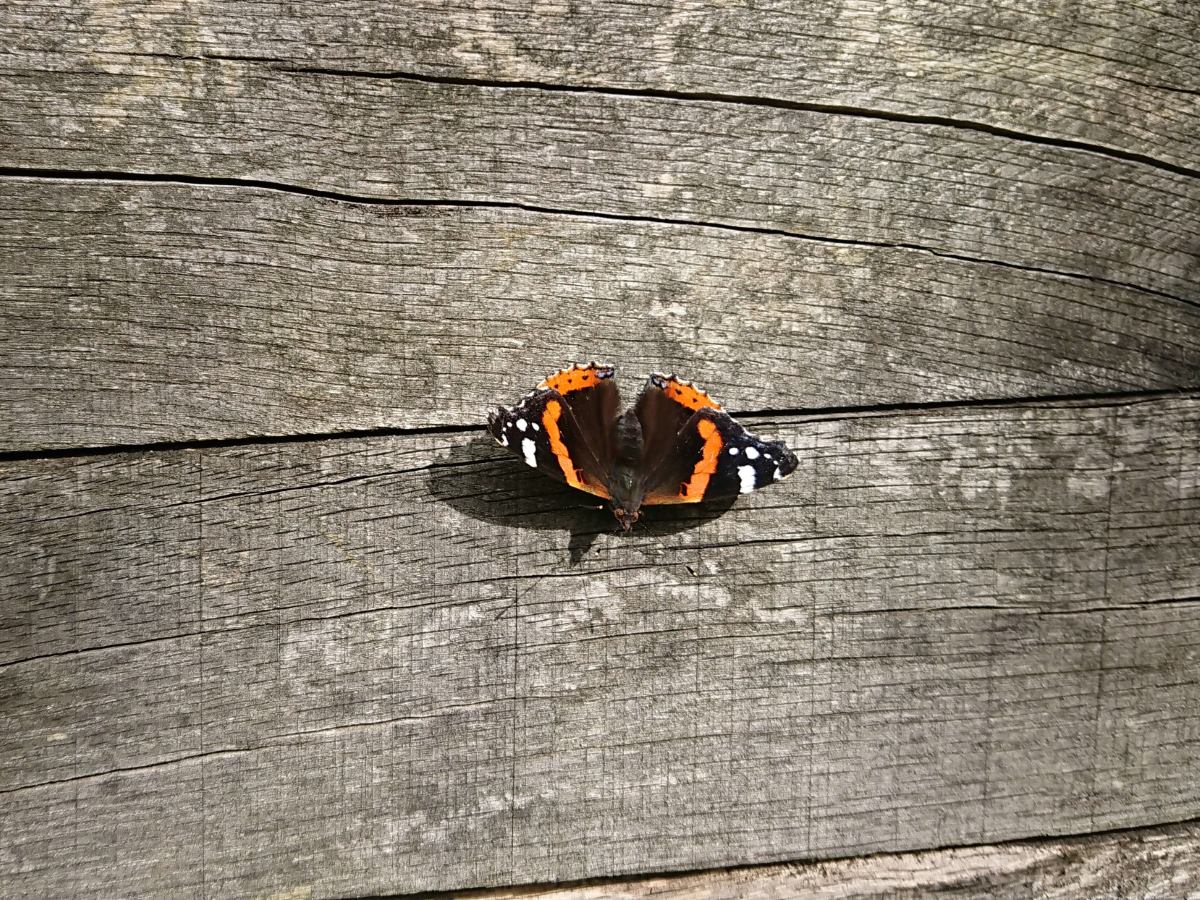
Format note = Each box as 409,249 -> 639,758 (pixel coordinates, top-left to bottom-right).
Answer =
609,409 -> 646,530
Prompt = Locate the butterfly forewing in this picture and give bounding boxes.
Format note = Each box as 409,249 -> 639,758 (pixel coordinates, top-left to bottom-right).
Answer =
488,366 -> 616,499
640,404 -> 797,505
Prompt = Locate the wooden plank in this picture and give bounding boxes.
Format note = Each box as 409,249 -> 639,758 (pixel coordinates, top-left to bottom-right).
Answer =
2,394 -> 1197,896
3,0 -> 1198,171
467,819 -> 1200,899
3,55 -> 1198,306
2,179 -> 1199,450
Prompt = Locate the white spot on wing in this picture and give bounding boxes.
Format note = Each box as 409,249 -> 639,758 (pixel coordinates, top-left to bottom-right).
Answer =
522,438 -> 537,467
774,466 -> 782,481
499,433 -> 508,447
738,465 -> 757,494
516,418 -> 528,432
532,422 -> 540,431
744,446 -> 760,460
728,446 -> 739,455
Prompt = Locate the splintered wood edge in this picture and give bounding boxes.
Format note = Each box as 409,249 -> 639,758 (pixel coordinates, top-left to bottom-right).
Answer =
460,819 -> 1200,899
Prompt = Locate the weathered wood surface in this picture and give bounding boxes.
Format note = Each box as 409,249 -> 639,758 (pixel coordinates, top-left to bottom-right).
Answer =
3,394 -> 1198,896
4,53 -> 1198,302
4,0 -> 1199,171
3,0 -> 1200,896
3,1 -> 1198,452
469,819 -> 1200,899
2,179 -> 1199,450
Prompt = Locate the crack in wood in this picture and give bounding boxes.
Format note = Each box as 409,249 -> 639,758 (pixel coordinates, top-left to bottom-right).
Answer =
0,700 -> 518,795
81,48 -> 1200,181
386,817 -> 1200,899
279,64 -> 1200,181
1,387 -> 1195,464
0,166 -> 1193,313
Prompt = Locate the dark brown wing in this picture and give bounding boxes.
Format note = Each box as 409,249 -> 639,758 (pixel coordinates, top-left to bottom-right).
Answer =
488,375 -> 614,499
633,373 -> 721,477
537,362 -> 620,472
640,405 -> 798,506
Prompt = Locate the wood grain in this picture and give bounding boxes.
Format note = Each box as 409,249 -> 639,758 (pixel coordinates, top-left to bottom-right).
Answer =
467,819 -> 1200,899
3,393 -> 1197,896
2,179 -> 1199,450
3,53 -> 1199,307
3,3 -> 1199,896
4,0 -> 1198,171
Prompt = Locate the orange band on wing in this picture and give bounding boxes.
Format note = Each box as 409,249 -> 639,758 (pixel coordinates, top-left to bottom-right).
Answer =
660,377 -> 721,412
543,399 -> 609,498
679,417 -> 723,501
539,364 -> 612,395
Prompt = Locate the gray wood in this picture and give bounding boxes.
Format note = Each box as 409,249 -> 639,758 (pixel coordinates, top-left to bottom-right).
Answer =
470,820 -> 1200,899
3,393 -> 1197,896
3,0 -> 1198,171
2,56 -> 1199,304
3,179 -> 1199,450
2,2 -> 1198,896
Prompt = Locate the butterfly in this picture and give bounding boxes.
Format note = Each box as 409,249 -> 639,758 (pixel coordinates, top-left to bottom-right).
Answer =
488,363 -> 797,531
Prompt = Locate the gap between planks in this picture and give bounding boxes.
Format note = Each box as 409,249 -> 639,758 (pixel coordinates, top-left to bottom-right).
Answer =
390,816 -> 1200,899
1,386 -> 1196,464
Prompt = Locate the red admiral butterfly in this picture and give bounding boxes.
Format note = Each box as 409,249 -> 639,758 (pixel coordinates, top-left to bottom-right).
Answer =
488,363 -> 798,531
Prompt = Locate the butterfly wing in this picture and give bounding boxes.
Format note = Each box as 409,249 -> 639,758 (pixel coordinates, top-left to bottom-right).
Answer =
633,372 -> 721,476
635,375 -> 797,505
538,362 -> 621,472
488,363 -> 619,499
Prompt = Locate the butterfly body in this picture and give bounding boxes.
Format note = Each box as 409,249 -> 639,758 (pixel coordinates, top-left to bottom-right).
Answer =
488,364 -> 797,531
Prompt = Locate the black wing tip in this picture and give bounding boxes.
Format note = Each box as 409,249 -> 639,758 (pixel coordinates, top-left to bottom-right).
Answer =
648,371 -> 690,387
776,443 -> 799,477
648,371 -> 720,404
487,406 -> 509,439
